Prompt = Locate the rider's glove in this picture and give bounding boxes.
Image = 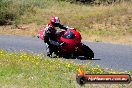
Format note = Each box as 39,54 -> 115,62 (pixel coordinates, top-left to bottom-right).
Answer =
59,42 -> 66,46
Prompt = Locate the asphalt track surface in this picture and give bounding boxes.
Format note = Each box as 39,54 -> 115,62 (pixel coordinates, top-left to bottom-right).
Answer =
0,35 -> 132,71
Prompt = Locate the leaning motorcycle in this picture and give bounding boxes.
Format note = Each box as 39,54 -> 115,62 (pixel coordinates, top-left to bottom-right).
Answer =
37,27 -> 94,60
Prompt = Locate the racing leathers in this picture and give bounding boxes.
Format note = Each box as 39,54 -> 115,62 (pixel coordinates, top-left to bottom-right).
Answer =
44,24 -> 68,57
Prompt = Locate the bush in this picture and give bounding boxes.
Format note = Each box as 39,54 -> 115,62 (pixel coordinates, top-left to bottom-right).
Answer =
0,0 -> 18,25
0,0 -> 37,25
58,0 -> 131,4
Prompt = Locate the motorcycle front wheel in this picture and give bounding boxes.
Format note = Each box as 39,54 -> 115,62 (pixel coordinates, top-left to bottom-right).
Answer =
76,43 -> 94,60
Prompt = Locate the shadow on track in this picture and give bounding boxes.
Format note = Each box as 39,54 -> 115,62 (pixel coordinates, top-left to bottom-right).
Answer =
78,58 -> 101,61
61,56 -> 101,61
90,58 -> 101,60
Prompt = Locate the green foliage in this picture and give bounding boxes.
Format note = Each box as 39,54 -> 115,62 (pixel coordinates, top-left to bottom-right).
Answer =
0,0 -> 62,25
57,0 -> 132,4
0,50 -> 129,87
0,0 -> 17,25
0,0 -> 43,25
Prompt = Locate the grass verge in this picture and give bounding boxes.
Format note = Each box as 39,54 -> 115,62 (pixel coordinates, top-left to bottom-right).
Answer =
0,50 -> 131,88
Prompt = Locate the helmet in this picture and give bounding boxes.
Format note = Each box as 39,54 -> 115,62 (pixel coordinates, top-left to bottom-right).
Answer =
50,16 -> 60,27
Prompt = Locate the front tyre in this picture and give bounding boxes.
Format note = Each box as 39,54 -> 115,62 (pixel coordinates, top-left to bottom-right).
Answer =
81,44 -> 94,60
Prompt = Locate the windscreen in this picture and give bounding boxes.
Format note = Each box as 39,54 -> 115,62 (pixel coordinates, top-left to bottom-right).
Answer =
62,31 -> 75,39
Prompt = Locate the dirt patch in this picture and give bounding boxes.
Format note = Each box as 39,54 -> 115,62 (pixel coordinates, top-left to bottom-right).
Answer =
0,23 -> 39,36
0,24 -> 132,45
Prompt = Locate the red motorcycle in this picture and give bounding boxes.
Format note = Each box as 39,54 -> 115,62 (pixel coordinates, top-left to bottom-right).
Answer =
37,28 -> 94,60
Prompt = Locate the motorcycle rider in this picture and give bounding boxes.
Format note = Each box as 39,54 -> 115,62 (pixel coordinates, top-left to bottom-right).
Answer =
44,16 -> 69,57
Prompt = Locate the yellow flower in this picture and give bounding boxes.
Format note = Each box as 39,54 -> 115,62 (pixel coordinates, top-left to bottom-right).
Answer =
115,85 -> 119,88
36,62 -> 39,65
67,64 -> 70,68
